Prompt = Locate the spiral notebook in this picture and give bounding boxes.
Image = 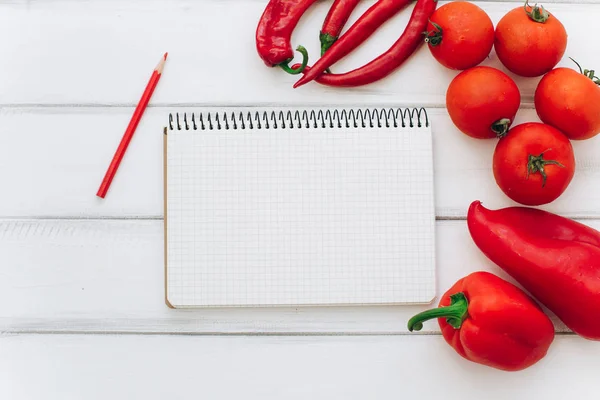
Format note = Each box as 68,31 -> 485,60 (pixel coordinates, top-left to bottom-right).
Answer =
163,107 -> 436,308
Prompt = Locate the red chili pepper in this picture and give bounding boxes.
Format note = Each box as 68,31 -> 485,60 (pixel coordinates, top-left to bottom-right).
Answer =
467,200 -> 600,341
293,0 -> 415,86
293,0 -> 436,87
320,0 -> 362,56
255,0 -> 315,74
408,271 -> 555,371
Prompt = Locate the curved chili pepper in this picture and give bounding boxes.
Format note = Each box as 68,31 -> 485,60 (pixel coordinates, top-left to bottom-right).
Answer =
407,271 -> 555,371
255,0 -> 315,74
320,0 -> 362,55
294,0 -> 414,85
293,0 -> 436,87
467,200 -> 600,341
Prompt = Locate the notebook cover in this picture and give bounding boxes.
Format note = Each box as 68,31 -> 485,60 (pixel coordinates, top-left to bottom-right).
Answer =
163,127 -> 174,309
162,108 -> 436,308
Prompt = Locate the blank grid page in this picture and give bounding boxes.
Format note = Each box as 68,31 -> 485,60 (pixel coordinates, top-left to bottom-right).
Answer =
166,118 -> 435,307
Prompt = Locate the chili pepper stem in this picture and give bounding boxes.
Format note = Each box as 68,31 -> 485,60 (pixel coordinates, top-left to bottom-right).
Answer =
407,293 -> 469,332
526,149 -> 565,188
320,32 -> 338,56
569,57 -> 600,85
491,118 -> 512,138
279,45 -> 310,75
319,33 -> 335,72
524,0 -> 549,23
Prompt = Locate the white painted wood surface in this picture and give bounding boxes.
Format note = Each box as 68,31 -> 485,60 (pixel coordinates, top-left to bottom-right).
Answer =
1,218 -> 575,334
0,1 -> 598,107
2,334 -> 600,400
2,107 -> 600,219
3,0 -> 600,397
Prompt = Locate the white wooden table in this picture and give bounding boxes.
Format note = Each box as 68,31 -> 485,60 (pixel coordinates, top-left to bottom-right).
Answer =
3,0 -> 600,398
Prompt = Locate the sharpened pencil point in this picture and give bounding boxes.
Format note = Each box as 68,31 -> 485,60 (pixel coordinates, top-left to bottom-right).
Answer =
156,53 -> 168,74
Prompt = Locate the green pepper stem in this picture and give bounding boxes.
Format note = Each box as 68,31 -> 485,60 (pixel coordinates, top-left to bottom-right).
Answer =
524,0 -> 549,23
319,33 -> 336,73
526,149 -> 564,188
407,293 -> 469,332
279,46 -> 309,75
319,32 -> 338,56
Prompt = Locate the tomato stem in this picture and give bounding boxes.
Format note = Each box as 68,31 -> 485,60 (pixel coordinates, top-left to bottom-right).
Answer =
527,149 -> 565,187
524,0 -> 549,23
491,118 -> 512,138
279,46 -> 309,75
424,21 -> 443,47
407,293 -> 469,332
569,57 -> 600,85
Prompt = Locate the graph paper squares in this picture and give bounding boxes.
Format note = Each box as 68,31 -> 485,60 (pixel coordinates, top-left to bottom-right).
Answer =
165,112 -> 435,307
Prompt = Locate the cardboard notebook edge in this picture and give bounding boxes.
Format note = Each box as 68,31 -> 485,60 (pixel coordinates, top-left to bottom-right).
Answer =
163,126 -> 175,309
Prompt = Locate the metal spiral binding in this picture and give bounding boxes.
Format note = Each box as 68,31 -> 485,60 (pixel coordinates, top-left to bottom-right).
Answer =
167,108 -> 429,131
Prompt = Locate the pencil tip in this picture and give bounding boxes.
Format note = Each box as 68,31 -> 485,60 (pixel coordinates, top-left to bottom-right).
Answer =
156,54 -> 167,73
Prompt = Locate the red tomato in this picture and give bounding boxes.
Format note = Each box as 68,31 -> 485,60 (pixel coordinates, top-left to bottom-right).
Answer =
494,2 -> 567,77
535,63 -> 600,140
493,122 -> 575,206
425,1 -> 494,70
446,66 -> 521,139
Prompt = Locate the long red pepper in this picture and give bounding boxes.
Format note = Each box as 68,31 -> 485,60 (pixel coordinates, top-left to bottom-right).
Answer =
320,0 -> 362,55
467,200 -> 600,341
294,0 -> 414,85
294,0 -> 437,87
255,0 -> 315,74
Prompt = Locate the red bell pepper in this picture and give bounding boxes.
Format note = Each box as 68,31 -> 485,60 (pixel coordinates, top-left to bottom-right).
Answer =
467,200 -> 600,341
407,271 -> 555,371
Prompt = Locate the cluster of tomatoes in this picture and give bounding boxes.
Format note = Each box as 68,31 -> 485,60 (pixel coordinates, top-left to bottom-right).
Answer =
425,0 -> 600,206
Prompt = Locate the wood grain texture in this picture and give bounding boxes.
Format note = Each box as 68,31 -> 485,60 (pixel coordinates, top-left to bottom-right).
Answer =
0,218 -> 575,334
2,0 -> 600,395
2,334 -> 599,400
2,107 -> 600,219
0,0 -> 597,106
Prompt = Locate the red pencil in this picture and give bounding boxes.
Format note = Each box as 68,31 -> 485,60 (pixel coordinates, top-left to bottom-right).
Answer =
96,52 -> 168,198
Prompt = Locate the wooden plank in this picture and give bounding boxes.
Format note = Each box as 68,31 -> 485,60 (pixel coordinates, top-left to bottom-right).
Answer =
2,107 -> 600,219
0,218 -> 575,334
2,334 -> 599,400
0,1 -> 596,106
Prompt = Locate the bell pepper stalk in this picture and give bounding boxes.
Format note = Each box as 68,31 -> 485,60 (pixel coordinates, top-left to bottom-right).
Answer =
407,271 -> 555,371
467,200 -> 600,341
